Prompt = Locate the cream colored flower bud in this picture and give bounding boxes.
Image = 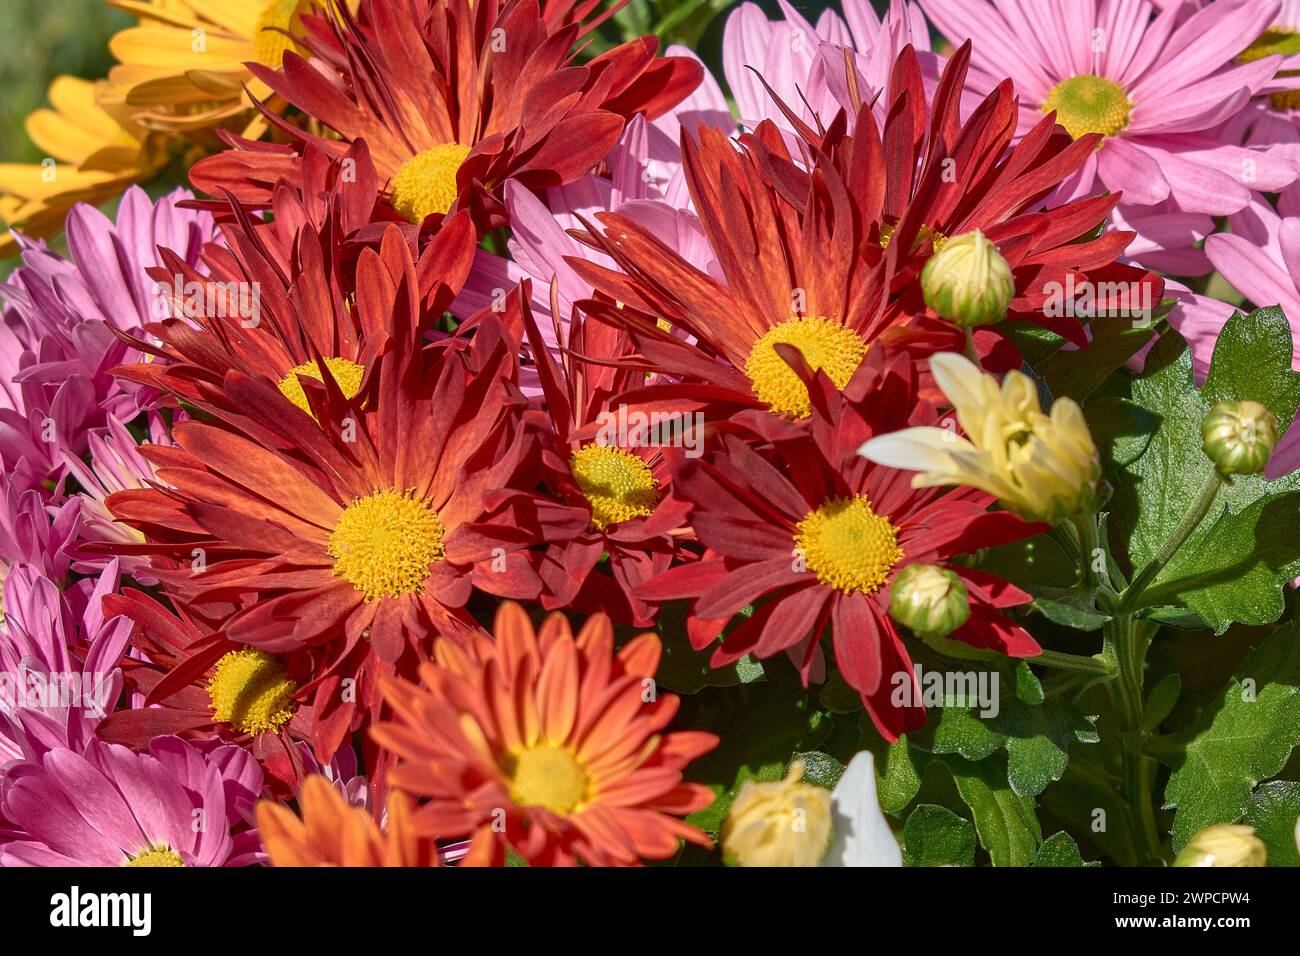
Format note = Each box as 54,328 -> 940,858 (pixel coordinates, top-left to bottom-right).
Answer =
721,759 -> 833,867
1201,400 -> 1278,476
1173,823 -> 1267,868
921,229 -> 1014,328
889,564 -> 971,638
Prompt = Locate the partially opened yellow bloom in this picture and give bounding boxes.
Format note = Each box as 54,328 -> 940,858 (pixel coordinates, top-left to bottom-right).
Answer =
859,353 -> 1100,524
101,0 -> 321,138
0,76 -> 166,255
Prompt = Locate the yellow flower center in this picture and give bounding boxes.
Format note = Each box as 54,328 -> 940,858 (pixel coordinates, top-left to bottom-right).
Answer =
390,143 -> 472,223
328,490 -> 446,601
795,495 -> 903,594
569,444 -> 661,530
207,648 -> 296,736
507,744 -> 590,815
744,317 -> 868,419
879,222 -> 948,253
126,846 -> 185,867
253,0 -> 307,68
276,357 -> 366,417
1042,75 -> 1132,141
1240,28 -> 1300,109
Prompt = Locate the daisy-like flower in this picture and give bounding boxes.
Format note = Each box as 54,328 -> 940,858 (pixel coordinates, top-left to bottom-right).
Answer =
0,478 -> 80,589
918,0 -> 1299,214
371,601 -> 718,866
103,241 -> 543,761
0,187 -> 219,489
0,563 -> 130,774
574,45 -> 1161,423
101,0 -> 328,138
0,77 -> 166,255
723,0 -> 935,134
861,353 -> 1102,524
637,356 -> 1044,740
257,774 -> 438,866
190,0 -> 703,231
493,293 -> 693,626
0,736 -> 263,867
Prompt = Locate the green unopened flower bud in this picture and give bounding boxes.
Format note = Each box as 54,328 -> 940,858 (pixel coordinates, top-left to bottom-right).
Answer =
888,564 -> 971,638
1173,823 -> 1266,868
920,229 -> 1014,328
1201,400 -> 1277,475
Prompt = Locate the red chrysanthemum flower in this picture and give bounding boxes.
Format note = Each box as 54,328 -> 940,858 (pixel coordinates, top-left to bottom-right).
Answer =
570,43 -> 1162,423
101,233 -> 543,761
372,601 -> 717,866
636,354 -> 1045,740
190,0 -> 702,232
484,294 -> 693,626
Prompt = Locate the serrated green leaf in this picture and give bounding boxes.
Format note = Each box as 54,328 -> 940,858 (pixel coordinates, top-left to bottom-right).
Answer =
875,736 -> 930,817
1162,619 -> 1300,850
1030,831 -> 1099,867
991,693 -> 1101,798
795,750 -> 845,791
902,805 -> 976,867
1112,311 -> 1300,631
942,753 -> 1042,866
1244,780 -> 1300,867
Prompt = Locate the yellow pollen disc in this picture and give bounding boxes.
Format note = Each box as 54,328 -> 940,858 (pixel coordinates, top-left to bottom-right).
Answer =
276,357 -> 366,417
1042,75 -> 1132,142
744,316 -> 868,419
253,0 -> 307,68
570,444 -> 661,530
390,143 -> 472,223
126,846 -> 185,867
879,222 -> 948,253
207,648 -> 296,736
507,744 -> 590,815
795,495 -> 903,594
328,490 -> 446,601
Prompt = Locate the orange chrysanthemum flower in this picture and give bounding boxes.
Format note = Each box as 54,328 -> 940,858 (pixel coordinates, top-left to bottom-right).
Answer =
372,602 -> 718,866
258,775 -> 439,866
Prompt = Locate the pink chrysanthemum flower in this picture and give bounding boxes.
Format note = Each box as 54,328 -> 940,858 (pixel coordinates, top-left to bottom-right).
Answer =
724,0 -> 933,133
919,0 -> 1298,214
0,476 -> 79,589
0,563 -> 130,774
60,413 -> 172,585
0,187 -> 219,487
0,736 -> 263,867
453,118 -> 722,393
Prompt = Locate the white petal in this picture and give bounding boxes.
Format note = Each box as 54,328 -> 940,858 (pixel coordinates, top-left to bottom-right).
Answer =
858,427 -> 967,472
928,351 -> 986,413
822,752 -> 902,867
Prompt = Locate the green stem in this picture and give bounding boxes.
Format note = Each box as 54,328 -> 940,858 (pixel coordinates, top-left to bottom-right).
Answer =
1104,613 -> 1164,862
1033,649 -> 1116,678
1116,471 -> 1225,614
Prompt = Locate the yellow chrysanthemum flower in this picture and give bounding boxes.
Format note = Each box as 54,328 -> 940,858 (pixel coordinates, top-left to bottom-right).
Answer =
859,352 -> 1101,525
101,0 -> 328,138
0,75 -> 166,256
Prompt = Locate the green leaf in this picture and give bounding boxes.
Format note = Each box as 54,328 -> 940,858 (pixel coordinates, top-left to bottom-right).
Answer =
875,736 -> 930,817
902,805 -> 976,867
1112,310 -> 1300,631
1042,317 -> 1156,403
653,608 -> 764,693
991,692 -> 1100,798
1162,619 -> 1300,850
1202,306 -> 1300,433
1086,397 -> 1159,470
1144,492 -> 1300,632
1030,831 -> 1099,867
795,750 -> 845,791
942,754 -> 1042,866
1244,781 -> 1300,867
1030,589 -> 1113,630
683,690 -> 831,836
1142,674 -> 1182,732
